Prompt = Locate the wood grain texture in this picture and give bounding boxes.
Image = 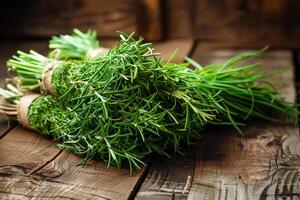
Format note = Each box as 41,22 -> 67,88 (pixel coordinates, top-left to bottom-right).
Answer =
24,151 -> 145,199
165,0 -> 300,48
187,48 -> 299,200
137,0 -> 163,41
0,126 -> 146,200
163,0 -> 194,38
0,0 -> 137,38
0,126 -> 62,199
194,0 -> 300,48
296,52 -> 300,103
136,150 -> 195,200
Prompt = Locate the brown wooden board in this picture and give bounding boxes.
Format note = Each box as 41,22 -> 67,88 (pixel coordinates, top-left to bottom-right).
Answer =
137,0 -> 163,41
0,0 -> 137,38
193,0 -> 300,48
0,126 -> 146,199
0,0 -> 165,41
163,0 -> 194,39
136,149 -> 196,200
187,48 -> 299,200
165,0 -> 300,48
0,127 -> 62,199
296,52 -> 300,103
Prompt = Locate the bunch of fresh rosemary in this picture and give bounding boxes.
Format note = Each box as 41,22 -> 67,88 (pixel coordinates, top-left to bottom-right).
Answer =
1,30 -> 298,173
49,29 -> 108,59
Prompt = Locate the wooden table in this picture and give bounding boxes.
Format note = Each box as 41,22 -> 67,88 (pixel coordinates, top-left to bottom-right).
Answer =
0,39 -> 299,200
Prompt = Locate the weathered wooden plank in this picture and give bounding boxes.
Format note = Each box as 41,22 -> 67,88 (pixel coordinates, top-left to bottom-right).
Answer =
296,51 -> 300,103
68,0 -> 137,38
23,151 -> 145,199
187,48 -> 299,200
163,0 -> 193,38
0,0 -> 165,41
0,127 -> 146,200
136,150 -> 195,200
165,0 -> 300,48
193,0 -> 300,48
137,0 -> 163,41
0,127 -> 62,198
0,126 -> 145,199
0,0 -> 137,38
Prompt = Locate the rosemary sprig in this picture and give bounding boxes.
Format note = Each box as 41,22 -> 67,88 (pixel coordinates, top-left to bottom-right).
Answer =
49,29 -> 101,59
7,50 -> 56,90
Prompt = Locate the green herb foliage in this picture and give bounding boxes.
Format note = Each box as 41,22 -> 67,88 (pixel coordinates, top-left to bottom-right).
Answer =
49,29 -> 100,59
7,50 -> 55,90
4,32 -> 299,174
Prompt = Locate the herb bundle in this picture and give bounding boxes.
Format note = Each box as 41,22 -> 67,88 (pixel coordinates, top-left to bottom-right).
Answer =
2,31 -> 299,172
49,29 -> 108,59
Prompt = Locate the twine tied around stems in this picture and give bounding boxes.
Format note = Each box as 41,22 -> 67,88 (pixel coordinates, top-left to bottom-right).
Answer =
41,60 -> 61,95
17,94 -> 40,129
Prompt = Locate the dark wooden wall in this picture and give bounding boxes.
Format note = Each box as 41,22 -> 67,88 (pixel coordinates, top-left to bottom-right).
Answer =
0,0 -> 299,48
165,0 -> 300,48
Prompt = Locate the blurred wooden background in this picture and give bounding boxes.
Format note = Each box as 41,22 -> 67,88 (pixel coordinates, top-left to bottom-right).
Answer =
0,0 -> 299,48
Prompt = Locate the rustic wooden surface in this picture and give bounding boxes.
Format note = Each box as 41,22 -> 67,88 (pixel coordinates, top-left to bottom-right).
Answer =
193,1 -> 300,48
297,53 -> 300,103
0,0 -> 137,38
187,48 -> 300,200
137,0 -> 163,41
2,0 -> 300,47
0,38 -> 298,199
163,0 -> 194,39
164,0 -> 300,48
136,149 -> 196,200
0,0 -> 164,41
0,127 -> 146,200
